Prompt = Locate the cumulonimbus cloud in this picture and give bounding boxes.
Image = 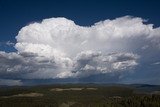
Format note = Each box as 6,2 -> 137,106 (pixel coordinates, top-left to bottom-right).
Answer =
0,16 -> 160,85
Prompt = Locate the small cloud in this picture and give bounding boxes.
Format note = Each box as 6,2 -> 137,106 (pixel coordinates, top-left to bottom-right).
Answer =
141,45 -> 149,50
6,41 -> 15,46
0,41 -> 15,47
152,62 -> 160,65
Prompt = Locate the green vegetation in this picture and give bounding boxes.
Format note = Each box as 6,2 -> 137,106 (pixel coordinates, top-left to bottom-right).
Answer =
0,84 -> 160,107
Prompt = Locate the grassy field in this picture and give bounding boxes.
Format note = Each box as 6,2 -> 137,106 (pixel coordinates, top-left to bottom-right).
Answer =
0,84 -> 160,107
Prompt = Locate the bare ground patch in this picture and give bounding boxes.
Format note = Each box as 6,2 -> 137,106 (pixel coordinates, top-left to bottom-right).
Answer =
50,88 -> 83,91
2,92 -> 43,98
50,87 -> 97,92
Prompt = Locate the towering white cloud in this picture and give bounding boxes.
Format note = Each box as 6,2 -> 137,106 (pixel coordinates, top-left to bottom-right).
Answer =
15,16 -> 156,56
0,16 -> 160,85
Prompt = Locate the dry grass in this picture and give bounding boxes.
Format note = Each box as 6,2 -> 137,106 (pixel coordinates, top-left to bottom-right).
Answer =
86,88 -> 97,90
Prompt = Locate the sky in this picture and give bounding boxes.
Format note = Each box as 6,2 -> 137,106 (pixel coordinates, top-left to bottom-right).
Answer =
0,0 -> 160,86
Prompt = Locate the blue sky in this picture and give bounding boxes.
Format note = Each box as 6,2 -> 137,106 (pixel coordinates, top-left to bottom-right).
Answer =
0,0 -> 160,85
